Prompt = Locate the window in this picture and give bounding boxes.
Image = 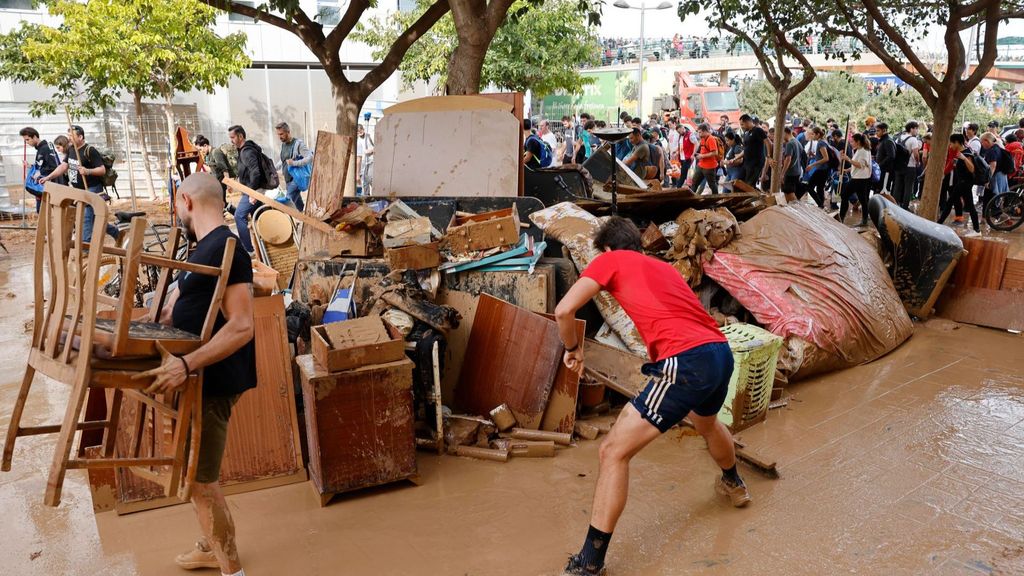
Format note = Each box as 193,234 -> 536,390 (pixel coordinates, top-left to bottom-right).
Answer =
317,0 -> 341,26
229,1 -> 256,23
397,0 -> 417,12
0,0 -> 35,9
704,91 -> 739,112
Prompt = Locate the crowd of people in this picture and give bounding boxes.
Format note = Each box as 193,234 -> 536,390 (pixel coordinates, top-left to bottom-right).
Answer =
597,34 -> 858,66
524,109 -> 1024,235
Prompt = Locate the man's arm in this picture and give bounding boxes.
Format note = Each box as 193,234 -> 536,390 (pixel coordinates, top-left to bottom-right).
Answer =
40,161 -> 69,182
293,139 -> 313,166
554,277 -> 602,374
136,283 -> 255,393
238,149 -> 261,189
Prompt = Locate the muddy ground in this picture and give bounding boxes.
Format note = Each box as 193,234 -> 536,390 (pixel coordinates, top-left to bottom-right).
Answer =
0,209 -> 1023,575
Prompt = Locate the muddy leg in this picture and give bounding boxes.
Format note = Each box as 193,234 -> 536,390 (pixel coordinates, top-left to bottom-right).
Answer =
689,412 -> 736,469
192,481 -> 241,573
589,404 -> 662,532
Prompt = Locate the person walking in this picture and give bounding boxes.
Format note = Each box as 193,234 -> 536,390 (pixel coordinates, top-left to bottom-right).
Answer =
138,172 -> 255,576
19,126 -> 61,213
275,122 -> 312,211
676,122 -> 698,186
801,126 -> 830,208
691,123 -> 720,195
839,133 -> 873,226
556,216 -> 750,576
355,124 -> 374,196
980,132 -> 1011,210
37,125 -> 117,242
737,114 -> 768,189
196,136 -> 237,202
874,122 -> 896,194
937,133 -> 981,234
228,125 -> 267,255
723,131 -> 744,189
892,121 -> 922,210
539,120 -> 560,167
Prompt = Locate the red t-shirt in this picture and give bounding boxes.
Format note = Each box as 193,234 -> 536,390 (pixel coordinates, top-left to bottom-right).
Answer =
581,250 -> 727,362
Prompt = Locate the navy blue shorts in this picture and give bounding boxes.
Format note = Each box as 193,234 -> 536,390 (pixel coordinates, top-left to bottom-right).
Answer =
630,342 -> 734,433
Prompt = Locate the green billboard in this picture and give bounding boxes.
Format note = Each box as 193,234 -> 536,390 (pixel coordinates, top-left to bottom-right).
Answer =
540,69 -> 640,123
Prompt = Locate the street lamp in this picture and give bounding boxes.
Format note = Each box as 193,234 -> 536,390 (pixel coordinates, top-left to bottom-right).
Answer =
613,0 -> 673,119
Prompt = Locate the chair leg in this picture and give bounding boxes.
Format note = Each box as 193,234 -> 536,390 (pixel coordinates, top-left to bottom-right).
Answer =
2,366 -> 36,471
101,389 -> 124,459
165,386 -> 190,498
44,373 -> 91,507
179,381 -> 202,502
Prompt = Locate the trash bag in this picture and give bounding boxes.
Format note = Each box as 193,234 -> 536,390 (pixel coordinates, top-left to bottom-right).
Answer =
703,203 -> 913,380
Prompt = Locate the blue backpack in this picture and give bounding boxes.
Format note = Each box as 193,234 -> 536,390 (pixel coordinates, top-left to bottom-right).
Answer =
870,159 -> 881,183
527,134 -> 553,168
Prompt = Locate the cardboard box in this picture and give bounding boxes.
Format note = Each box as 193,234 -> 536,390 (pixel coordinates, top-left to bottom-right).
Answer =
383,217 -> 432,248
311,316 -> 406,372
386,241 -> 441,271
326,227 -> 382,257
444,205 -> 520,254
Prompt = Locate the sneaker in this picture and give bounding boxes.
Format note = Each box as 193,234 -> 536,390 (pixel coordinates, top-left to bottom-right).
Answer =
715,476 -> 752,508
174,539 -> 219,570
953,216 -> 965,226
563,554 -> 607,576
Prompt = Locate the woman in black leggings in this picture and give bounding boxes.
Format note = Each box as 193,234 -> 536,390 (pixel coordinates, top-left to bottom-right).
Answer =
800,126 -> 830,208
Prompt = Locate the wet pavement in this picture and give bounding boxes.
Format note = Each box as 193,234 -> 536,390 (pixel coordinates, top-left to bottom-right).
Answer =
1,239 -> 1023,575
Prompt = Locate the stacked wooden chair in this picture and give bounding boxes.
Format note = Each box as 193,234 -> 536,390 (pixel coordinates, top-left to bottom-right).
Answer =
1,183 -> 234,506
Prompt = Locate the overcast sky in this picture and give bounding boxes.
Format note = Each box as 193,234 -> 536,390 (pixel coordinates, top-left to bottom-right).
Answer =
598,7 -> 1024,55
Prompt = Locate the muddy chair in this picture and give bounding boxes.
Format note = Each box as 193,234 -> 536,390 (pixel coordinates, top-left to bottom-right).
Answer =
1,182 -> 234,506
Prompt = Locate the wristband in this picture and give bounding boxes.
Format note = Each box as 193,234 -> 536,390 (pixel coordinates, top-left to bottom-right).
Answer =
564,342 -> 579,353
179,355 -> 192,376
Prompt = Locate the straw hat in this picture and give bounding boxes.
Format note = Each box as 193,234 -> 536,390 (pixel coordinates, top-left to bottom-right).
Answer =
255,210 -> 292,245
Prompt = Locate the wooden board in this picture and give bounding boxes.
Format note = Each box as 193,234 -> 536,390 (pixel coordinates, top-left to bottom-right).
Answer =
220,295 -> 305,487
1001,258 -> 1024,292
224,177 -> 339,238
444,265 -> 555,314
305,131 -> 354,221
540,316 -> 585,434
936,286 -> 1024,332
454,294 -> 562,429
951,237 -> 1009,291
297,355 -> 417,505
583,338 -> 649,398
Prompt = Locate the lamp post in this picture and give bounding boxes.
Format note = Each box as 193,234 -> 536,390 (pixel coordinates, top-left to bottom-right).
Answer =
613,0 -> 673,120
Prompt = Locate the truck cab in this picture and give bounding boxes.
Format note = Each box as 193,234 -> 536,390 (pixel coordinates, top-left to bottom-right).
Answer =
673,72 -> 741,128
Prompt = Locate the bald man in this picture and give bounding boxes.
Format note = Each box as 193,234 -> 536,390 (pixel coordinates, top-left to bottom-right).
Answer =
137,173 -> 255,576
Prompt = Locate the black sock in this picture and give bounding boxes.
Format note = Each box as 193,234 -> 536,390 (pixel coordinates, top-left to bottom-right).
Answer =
722,465 -> 743,486
578,525 -> 612,571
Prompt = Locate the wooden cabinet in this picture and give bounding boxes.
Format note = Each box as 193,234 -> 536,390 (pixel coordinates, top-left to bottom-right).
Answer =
296,355 -> 418,506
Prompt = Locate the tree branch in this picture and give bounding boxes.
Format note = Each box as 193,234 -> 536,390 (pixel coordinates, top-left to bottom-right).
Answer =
858,0 -> 942,91
960,0 -> 1002,96
486,0 -> 518,36
325,0 -> 371,55
198,1 -> 297,33
357,0 -> 451,99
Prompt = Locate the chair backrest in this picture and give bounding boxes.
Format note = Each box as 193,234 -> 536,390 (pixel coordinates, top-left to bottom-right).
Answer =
32,183 -> 108,375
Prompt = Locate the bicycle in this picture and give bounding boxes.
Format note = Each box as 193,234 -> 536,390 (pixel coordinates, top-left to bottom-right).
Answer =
100,210 -> 188,308
984,182 -> 1024,232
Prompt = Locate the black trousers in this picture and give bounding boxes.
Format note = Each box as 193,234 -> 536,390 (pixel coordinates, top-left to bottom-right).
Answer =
797,169 -> 827,208
841,178 -> 871,224
938,183 -> 979,232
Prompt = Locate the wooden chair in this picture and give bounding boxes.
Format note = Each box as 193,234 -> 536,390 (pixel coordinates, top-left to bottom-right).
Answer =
1,183 -> 234,506
252,204 -> 298,290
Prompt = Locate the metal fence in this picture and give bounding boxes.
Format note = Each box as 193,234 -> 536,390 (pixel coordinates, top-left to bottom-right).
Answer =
0,102 -> 203,216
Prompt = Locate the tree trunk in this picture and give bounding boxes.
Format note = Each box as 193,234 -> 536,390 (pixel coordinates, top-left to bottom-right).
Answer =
769,92 -> 790,195
132,91 -> 158,200
163,98 -> 176,197
918,95 -> 957,221
445,41 -> 487,95
333,82 -> 364,198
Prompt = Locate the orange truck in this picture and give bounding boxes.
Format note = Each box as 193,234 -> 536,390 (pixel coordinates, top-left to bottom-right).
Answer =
664,71 -> 741,128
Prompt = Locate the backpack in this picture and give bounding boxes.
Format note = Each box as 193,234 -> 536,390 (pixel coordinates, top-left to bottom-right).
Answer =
86,145 -> 118,187
996,145 -> 1015,175
713,135 -> 726,162
527,134 -> 552,168
647,143 -> 662,179
870,159 -> 881,183
894,135 -> 912,169
966,150 -> 989,187
258,149 -> 280,189
825,143 -> 840,171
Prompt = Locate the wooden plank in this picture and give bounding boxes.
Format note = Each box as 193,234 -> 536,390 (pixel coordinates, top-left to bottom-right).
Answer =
540,316 -> 585,434
1001,258 -> 1024,292
951,237 -> 1009,291
219,295 -> 305,487
297,355 -> 417,504
936,286 -> 1024,332
455,294 -> 562,429
443,265 -> 554,314
224,177 -> 339,237
305,131 -> 353,221
583,338 -> 648,398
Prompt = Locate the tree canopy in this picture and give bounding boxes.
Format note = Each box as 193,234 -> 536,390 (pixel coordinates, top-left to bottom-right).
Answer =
0,0 -> 249,119
353,0 -> 600,98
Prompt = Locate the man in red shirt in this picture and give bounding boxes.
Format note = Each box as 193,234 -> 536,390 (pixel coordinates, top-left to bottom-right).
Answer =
557,217 -> 750,576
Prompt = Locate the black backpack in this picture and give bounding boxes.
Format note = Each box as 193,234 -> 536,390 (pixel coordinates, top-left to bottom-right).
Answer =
825,143 -> 841,171
894,135 -> 912,170
967,150 -> 990,187
996,146 -> 1015,175
258,149 -> 280,190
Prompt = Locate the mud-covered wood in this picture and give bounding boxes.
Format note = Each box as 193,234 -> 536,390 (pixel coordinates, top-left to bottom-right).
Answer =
297,355 -> 417,505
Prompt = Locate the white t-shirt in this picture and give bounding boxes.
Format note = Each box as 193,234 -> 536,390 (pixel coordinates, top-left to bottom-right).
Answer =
668,130 -> 680,157
901,135 -> 922,168
851,148 -> 872,179
541,132 -> 559,166
968,136 -> 982,156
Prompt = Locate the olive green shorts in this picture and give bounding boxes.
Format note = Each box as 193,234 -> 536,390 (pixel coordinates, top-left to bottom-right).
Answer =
195,394 -> 240,484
